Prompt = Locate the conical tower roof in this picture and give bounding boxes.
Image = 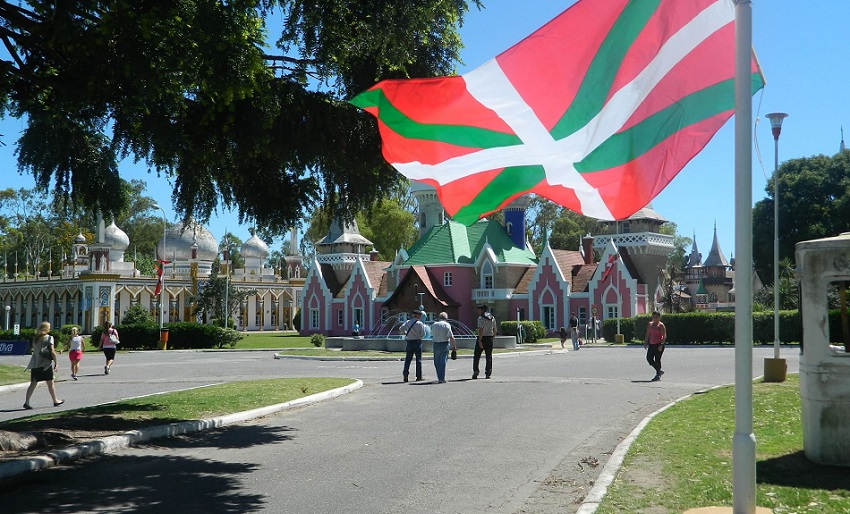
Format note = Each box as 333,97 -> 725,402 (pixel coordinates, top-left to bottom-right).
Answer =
703,223 -> 729,268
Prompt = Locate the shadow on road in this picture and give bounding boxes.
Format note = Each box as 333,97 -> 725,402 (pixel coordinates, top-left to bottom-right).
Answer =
0,424 -> 299,513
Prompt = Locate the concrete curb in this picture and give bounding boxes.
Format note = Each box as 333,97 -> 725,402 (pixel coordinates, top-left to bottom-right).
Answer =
574,382 -> 733,514
0,379 -> 363,484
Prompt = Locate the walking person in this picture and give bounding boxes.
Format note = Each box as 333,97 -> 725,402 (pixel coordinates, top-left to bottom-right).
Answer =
431,312 -> 457,384
67,326 -> 84,380
401,310 -> 426,382
23,321 -> 64,409
644,311 -> 667,381
98,321 -> 119,375
558,327 -> 568,349
473,305 -> 497,379
569,312 -> 580,350
589,313 -> 599,344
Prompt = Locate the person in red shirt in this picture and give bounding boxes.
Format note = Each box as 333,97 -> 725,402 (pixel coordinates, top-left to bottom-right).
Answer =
643,311 -> 667,381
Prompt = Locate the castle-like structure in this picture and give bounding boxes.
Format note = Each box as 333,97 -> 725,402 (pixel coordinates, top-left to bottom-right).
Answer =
0,216 -> 303,333
298,185 -> 742,337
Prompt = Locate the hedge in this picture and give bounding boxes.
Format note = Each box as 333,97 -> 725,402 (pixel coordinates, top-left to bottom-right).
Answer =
91,322 -> 243,350
500,321 -> 546,343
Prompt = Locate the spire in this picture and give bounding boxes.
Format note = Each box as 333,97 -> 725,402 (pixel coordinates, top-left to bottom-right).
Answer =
687,230 -> 702,267
841,126 -> 846,153
703,221 -> 730,268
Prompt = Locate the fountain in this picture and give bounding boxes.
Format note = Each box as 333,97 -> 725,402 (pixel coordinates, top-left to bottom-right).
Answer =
326,314 -> 515,351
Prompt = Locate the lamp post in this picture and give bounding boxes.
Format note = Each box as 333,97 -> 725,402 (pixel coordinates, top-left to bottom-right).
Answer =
223,241 -> 234,329
764,112 -> 788,383
152,204 -> 167,338
4,305 -> 9,331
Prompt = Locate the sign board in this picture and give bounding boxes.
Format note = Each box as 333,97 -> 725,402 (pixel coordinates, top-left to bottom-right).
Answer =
13,323 -> 20,335
0,340 -> 28,356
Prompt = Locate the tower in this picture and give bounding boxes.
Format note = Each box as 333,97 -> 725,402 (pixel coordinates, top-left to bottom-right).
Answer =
410,182 -> 444,237
504,195 -> 531,249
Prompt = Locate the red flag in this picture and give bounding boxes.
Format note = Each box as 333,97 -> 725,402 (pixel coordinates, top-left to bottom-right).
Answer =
352,0 -> 764,224
601,253 -> 619,282
154,260 -> 170,296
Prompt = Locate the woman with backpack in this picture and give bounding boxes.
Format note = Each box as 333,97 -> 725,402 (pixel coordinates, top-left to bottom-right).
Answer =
23,321 -> 64,409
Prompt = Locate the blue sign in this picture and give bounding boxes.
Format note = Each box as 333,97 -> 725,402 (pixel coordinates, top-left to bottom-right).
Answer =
0,340 -> 28,356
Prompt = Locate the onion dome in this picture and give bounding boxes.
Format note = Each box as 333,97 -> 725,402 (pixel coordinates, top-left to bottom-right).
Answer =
74,232 -> 87,243
156,219 -> 218,261
104,222 -> 130,252
241,233 -> 270,260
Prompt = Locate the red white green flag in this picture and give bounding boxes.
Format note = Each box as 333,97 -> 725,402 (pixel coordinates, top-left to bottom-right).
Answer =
351,0 -> 764,224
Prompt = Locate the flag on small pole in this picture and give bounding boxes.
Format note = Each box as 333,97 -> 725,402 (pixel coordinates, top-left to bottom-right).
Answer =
352,0 -> 764,224
154,260 -> 171,296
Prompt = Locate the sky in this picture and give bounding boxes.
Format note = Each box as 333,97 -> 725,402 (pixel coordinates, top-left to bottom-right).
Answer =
1,0 -> 846,258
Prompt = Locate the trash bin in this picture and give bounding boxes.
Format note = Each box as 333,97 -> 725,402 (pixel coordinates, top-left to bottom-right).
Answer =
159,328 -> 169,351
796,232 -> 850,466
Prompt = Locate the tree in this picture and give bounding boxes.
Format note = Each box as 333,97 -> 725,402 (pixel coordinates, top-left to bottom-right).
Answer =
2,1 -> 481,232
657,229 -> 692,313
304,195 -> 417,262
195,272 -> 255,326
121,304 -> 156,325
753,151 -> 850,282
526,197 -> 606,254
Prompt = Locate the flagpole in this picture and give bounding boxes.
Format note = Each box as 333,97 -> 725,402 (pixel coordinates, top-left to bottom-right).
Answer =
733,1 -> 756,513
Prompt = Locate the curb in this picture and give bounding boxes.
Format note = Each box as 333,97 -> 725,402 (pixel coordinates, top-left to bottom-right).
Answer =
0,379 -> 363,484
574,382 -> 732,514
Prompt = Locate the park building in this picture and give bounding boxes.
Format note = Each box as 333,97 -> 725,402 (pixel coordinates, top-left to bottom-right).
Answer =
299,184 -> 750,338
0,216 -> 303,334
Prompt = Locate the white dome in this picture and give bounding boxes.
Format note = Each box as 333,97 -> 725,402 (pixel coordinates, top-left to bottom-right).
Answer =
104,222 -> 130,251
156,219 -> 218,261
241,234 -> 270,259
74,231 -> 87,243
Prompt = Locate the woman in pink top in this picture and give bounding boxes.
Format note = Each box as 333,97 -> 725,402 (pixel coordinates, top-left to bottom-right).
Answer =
98,321 -> 119,375
643,311 -> 666,381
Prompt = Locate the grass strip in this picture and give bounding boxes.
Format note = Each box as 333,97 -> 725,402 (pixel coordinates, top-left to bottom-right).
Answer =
596,374 -> 850,513
1,378 -> 356,432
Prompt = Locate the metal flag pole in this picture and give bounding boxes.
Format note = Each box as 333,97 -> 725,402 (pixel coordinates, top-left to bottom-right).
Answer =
733,1 -> 756,512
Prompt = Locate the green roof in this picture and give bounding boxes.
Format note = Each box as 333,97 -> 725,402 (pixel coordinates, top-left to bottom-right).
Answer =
696,279 -> 708,295
403,220 -> 537,266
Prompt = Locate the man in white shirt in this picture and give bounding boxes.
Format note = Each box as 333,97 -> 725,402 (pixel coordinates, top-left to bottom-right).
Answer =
431,312 -> 457,383
401,310 -> 427,382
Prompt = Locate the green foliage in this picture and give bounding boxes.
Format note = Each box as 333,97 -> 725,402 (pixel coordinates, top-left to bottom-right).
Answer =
92,322 -> 242,350
310,333 -> 325,348
753,152 -> 850,282
121,304 -> 156,325
500,321 -> 546,343
292,309 -> 301,331
601,318 -> 635,343
3,1 -> 481,231
525,197 -> 606,254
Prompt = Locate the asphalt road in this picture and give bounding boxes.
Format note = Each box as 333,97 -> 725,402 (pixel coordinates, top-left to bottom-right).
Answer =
0,345 -> 800,513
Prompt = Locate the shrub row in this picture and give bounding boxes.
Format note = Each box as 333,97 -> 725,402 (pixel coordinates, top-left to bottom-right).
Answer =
91,322 -> 243,350
602,310 -> 844,344
500,321 -> 547,343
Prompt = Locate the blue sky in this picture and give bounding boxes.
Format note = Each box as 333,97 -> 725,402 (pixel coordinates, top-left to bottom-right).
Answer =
1,0 -> 845,258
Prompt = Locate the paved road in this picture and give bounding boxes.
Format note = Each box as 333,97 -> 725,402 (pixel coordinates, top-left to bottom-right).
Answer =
0,345 -> 800,513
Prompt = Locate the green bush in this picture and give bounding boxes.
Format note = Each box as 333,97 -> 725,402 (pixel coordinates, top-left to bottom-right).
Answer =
90,322 -> 242,350
310,333 -> 324,347
601,318 -> 635,343
500,321 -> 546,343
121,304 -> 156,325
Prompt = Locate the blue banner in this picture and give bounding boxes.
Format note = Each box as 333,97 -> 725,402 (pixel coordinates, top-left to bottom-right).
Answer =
0,340 -> 28,356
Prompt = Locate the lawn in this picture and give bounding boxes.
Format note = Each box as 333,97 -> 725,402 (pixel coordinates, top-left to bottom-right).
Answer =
1,378 -> 356,430
0,363 -> 26,386
596,374 -> 850,514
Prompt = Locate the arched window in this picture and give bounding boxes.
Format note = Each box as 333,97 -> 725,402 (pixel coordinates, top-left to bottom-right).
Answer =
481,261 -> 494,289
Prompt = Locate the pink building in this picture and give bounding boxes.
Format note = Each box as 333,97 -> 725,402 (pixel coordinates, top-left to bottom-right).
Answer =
300,190 -> 674,336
